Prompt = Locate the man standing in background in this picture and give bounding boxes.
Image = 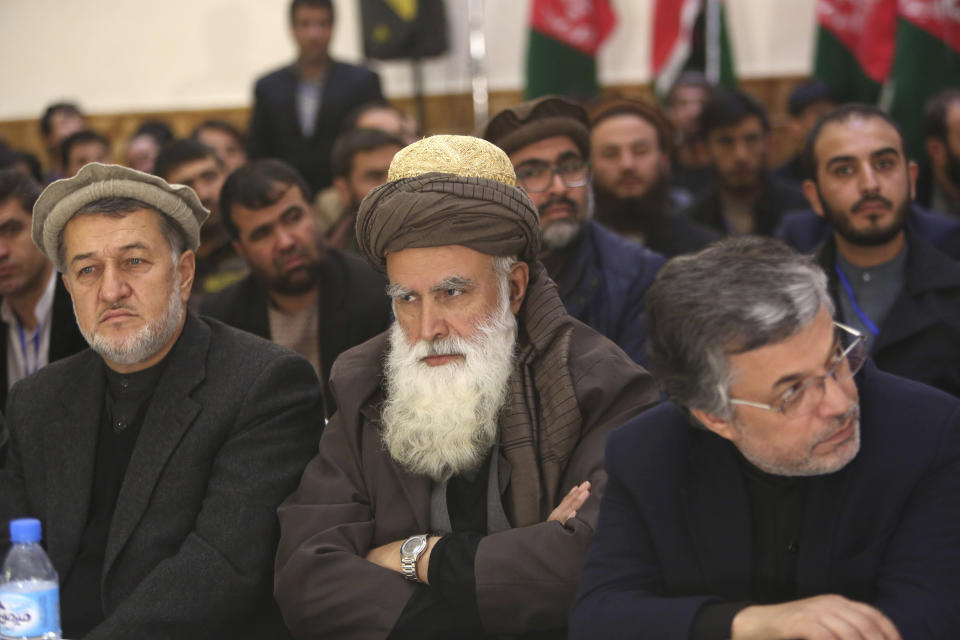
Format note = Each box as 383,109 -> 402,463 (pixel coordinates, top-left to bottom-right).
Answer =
247,0 -> 383,193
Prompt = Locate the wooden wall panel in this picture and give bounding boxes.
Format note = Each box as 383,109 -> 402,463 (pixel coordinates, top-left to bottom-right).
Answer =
0,75 -> 807,175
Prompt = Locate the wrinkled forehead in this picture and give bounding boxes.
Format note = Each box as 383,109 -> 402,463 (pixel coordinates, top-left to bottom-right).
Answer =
62,208 -> 168,255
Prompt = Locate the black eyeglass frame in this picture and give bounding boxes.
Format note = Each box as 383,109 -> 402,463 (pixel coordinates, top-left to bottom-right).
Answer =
515,158 -> 590,193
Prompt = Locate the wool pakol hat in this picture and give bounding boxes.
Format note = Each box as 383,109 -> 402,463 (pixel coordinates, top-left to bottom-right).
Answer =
480,95 -> 590,158
32,162 -> 209,271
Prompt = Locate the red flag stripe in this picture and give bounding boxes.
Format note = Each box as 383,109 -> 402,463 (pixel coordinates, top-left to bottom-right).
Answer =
652,0 -> 703,94
898,0 -> 960,55
530,0 -> 618,57
817,0 -> 897,84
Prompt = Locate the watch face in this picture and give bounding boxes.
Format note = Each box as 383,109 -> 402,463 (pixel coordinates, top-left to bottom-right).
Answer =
401,535 -> 426,555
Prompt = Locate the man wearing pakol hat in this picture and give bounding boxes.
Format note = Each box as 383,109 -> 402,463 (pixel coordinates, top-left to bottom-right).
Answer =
275,135 -> 659,638
482,96 -> 666,366
0,163 -> 322,639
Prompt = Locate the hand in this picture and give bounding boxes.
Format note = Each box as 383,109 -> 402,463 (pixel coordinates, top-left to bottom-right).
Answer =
548,481 -> 591,524
731,594 -> 901,640
365,536 -> 440,584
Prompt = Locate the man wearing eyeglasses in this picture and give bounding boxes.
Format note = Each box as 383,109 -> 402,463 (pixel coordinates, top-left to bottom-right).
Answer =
482,96 -> 666,365
571,236 -> 960,639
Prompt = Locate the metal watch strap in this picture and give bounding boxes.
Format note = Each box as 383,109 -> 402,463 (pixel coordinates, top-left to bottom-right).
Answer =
400,534 -> 428,582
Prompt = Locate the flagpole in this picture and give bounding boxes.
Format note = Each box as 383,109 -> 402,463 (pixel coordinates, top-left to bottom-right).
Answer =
705,0 -> 720,85
468,0 -> 489,129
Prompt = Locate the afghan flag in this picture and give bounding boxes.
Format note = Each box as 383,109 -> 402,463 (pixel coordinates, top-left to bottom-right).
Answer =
652,0 -> 736,98
888,0 -> 960,161
812,0 -> 897,104
525,0 -> 617,100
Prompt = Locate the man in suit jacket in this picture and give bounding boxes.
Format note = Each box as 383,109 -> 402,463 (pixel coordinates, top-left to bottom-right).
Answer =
0,163 -> 322,639
571,237 -> 960,639
201,159 -> 391,415
247,0 -> 384,193
0,170 -> 86,410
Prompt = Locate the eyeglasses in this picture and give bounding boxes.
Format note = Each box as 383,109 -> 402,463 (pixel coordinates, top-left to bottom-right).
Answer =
729,322 -> 866,418
515,157 -> 590,193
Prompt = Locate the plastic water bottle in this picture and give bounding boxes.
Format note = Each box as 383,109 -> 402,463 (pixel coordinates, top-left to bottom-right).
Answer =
0,519 -> 60,640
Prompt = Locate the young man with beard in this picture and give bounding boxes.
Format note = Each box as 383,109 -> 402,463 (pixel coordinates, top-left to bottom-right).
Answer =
0,163 -> 322,639
588,96 -> 719,257
684,90 -> 808,236
481,96 -> 666,366
200,158 -> 391,415
0,170 -> 86,410
154,139 -> 249,299
803,104 -> 960,396
572,237 -> 960,639
275,135 -> 659,639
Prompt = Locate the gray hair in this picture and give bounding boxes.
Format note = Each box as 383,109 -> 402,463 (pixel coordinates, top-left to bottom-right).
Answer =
56,197 -> 188,269
492,255 -> 518,307
646,236 -> 833,422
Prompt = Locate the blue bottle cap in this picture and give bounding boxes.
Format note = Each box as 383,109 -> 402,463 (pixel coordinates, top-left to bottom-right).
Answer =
9,518 -> 41,543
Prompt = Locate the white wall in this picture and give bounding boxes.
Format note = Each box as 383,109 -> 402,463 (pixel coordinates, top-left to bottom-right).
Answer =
0,0 -> 817,120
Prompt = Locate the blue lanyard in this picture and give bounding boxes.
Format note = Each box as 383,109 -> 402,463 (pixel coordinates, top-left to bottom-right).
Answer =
16,319 -> 42,377
835,262 -> 880,336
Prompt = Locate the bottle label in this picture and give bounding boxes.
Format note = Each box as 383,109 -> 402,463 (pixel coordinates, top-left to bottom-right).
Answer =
0,583 -> 60,638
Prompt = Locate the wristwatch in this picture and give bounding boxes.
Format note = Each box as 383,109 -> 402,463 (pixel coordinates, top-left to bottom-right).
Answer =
400,533 -> 429,582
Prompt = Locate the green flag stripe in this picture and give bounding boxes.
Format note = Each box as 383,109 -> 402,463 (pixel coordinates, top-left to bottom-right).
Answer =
526,29 -> 599,100
813,26 -> 882,104
889,17 -> 960,161
717,3 -> 736,89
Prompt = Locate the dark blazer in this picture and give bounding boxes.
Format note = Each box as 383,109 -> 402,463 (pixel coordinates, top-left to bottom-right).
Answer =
550,221 -> 666,366
817,230 -> 960,396
200,249 -> 391,415
0,278 -> 86,409
684,175 -> 809,236
247,61 -> 383,192
0,314 -> 323,639
776,204 -> 960,260
571,364 -> 960,639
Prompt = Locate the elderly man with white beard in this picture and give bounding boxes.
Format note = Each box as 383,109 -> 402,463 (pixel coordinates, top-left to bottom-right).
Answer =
275,135 -> 659,639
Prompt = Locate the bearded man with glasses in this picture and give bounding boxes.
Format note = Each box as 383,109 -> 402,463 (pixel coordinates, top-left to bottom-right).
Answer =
482,96 -> 666,366
572,236 -> 960,640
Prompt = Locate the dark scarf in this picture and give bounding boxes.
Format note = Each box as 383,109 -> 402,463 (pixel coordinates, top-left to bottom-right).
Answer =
500,262 -> 579,526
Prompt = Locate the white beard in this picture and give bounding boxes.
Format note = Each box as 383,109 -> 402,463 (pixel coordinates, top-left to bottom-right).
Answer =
380,294 -> 517,482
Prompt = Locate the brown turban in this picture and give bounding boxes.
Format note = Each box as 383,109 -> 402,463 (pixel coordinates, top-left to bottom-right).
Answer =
355,135 -> 541,271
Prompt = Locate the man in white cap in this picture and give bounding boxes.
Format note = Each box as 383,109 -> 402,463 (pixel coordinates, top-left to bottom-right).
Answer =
275,136 -> 658,638
0,163 -> 322,639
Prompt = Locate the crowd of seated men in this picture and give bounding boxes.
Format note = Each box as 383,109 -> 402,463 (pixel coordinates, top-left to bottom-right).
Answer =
0,0 -> 957,638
